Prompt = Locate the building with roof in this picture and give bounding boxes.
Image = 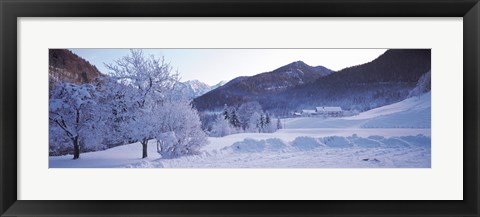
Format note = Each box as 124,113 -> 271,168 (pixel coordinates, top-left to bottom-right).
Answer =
315,106 -> 344,117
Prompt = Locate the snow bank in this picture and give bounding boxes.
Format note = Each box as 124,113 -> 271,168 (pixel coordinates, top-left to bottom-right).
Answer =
265,138 -> 288,151
220,134 -> 431,154
226,138 -> 266,153
50,134 -> 431,168
400,135 -> 431,148
348,135 -> 382,148
320,136 -> 353,148
224,138 -> 290,153
383,138 -> 411,148
161,133 -> 431,168
291,136 -> 323,150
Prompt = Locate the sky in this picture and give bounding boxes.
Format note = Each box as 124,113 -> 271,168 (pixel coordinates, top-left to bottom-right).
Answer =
70,49 -> 387,86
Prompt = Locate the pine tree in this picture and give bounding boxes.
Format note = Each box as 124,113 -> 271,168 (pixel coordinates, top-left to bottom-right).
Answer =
259,114 -> 265,132
276,118 -> 282,129
230,110 -> 240,128
223,104 -> 230,120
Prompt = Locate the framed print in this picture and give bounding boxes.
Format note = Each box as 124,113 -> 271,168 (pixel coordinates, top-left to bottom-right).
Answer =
47,48 -> 433,169
1,0 -> 479,216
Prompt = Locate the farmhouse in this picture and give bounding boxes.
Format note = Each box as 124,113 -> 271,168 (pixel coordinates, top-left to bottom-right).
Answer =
298,106 -> 344,117
301,109 -> 316,117
316,106 -> 344,117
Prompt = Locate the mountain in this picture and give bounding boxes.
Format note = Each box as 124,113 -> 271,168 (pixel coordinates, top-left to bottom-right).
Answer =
210,80 -> 227,90
184,80 -> 211,97
194,49 -> 431,115
174,80 -> 228,99
313,49 -> 430,84
49,49 -> 103,88
193,61 -> 334,110
280,49 -> 431,112
314,65 -> 335,76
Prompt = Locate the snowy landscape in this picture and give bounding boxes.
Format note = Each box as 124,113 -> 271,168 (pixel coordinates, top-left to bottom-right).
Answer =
49,49 -> 431,168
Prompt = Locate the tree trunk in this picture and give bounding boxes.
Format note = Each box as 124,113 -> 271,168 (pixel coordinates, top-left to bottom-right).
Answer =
73,136 -> 80,159
141,140 -> 148,158
73,108 -> 81,160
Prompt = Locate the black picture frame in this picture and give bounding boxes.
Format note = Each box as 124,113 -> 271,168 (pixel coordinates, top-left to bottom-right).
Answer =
1,0 -> 479,216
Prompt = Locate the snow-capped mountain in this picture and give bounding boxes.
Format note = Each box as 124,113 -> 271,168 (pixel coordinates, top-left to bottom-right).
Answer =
210,80 -> 227,91
183,80 -> 211,96
174,80 -> 227,99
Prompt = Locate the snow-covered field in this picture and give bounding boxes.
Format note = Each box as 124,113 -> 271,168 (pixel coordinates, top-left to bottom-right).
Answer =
283,93 -> 431,129
50,93 -> 431,168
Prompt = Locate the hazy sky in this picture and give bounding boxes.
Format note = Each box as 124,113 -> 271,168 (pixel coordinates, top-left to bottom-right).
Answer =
70,49 -> 387,86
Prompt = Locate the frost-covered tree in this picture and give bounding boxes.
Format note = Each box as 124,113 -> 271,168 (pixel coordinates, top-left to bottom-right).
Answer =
263,113 -> 276,133
247,112 -> 261,133
104,49 -> 179,158
153,100 -> 208,158
245,111 -> 277,133
237,101 -> 263,130
94,77 -> 133,146
49,124 -> 74,156
49,82 -> 104,159
276,118 -> 282,130
156,132 -> 177,158
408,70 -> 431,97
211,115 -> 234,137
